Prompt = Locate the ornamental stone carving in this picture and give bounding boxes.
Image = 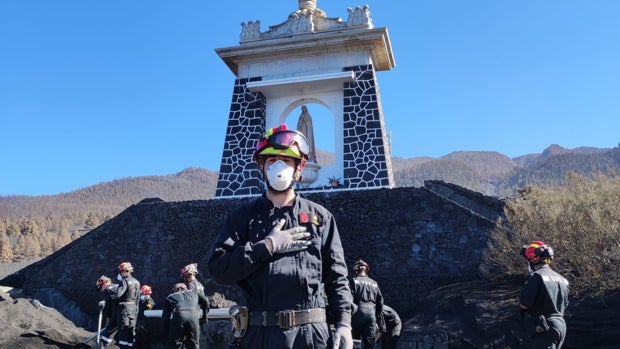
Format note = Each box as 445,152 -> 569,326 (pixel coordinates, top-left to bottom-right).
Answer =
346,5 -> 373,28
240,20 -> 261,42
239,2 -> 374,43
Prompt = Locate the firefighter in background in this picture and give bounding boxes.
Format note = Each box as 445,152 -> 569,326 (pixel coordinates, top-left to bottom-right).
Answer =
349,259 -> 385,349
96,275 -> 119,349
135,285 -> 156,349
181,263 -> 203,292
181,263 -> 209,326
110,262 -> 141,349
139,285 -> 155,313
519,241 -> 570,349
376,305 -> 401,349
162,283 -> 208,349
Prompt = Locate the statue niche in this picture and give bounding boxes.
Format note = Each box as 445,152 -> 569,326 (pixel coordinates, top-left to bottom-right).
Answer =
296,105 -> 320,187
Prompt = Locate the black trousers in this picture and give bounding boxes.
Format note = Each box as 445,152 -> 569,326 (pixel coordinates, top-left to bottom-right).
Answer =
352,306 -> 377,349
166,309 -> 201,349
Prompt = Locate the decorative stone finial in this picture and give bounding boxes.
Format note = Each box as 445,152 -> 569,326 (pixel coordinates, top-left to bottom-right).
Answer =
292,0 -> 325,18
298,0 -> 317,11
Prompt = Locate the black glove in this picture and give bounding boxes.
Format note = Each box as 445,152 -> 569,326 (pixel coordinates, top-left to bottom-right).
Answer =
200,308 -> 207,325
98,300 -> 106,310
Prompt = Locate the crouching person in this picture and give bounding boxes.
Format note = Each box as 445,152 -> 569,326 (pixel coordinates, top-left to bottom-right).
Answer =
162,283 -> 208,349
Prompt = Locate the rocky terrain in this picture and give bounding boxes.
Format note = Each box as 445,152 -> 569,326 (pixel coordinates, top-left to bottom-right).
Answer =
2,260 -> 620,348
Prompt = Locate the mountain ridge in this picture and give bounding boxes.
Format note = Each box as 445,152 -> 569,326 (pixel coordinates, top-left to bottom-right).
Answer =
1,144 -> 618,218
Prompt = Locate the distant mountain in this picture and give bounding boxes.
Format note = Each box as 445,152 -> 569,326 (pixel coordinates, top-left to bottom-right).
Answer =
392,144 -> 620,196
498,146 -> 620,195
0,167 -> 218,219
2,144 -> 619,219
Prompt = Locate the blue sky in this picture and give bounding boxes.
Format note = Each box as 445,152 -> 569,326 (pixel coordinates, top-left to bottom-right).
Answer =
1,0 -> 619,196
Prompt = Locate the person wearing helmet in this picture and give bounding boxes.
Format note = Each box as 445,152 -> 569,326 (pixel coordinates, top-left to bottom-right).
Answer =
349,259 -> 385,349
135,285 -> 156,349
110,262 -> 141,349
181,263 -> 209,325
96,275 -> 120,349
181,263 -> 202,292
139,285 -> 155,311
519,241 -> 570,349
161,283 -> 209,349
207,124 -> 354,349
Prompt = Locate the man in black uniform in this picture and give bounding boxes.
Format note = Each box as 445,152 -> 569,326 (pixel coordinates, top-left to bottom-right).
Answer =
181,263 -> 209,327
135,285 -> 156,349
349,259 -> 385,349
96,275 -> 119,349
207,124 -> 354,349
110,261 -> 141,349
377,305 -> 401,349
519,241 -> 570,349
139,285 -> 156,313
162,283 -> 208,349
181,263 -> 203,292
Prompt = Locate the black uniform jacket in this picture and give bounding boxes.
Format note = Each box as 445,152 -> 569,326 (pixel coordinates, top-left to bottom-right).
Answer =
520,264 -> 569,318
207,193 -> 353,326
350,274 -> 385,331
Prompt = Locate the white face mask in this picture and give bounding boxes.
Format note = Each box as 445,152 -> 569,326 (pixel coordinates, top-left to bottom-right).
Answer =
117,273 -> 123,281
266,160 -> 295,191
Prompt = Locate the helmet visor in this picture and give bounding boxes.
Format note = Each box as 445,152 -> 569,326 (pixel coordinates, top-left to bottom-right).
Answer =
266,130 -> 309,156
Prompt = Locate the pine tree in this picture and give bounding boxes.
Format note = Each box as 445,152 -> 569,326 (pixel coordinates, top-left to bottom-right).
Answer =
0,232 -> 13,263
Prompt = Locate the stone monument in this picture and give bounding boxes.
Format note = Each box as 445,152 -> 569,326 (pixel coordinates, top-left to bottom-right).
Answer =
215,0 -> 395,197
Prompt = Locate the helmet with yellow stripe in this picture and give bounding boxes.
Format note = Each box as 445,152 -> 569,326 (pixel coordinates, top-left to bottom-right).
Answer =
253,124 -> 309,165
353,259 -> 370,276
520,240 -> 554,265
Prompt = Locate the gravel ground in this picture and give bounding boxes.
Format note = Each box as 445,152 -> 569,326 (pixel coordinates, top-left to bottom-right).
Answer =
0,260 -> 39,280
0,260 -> 94,349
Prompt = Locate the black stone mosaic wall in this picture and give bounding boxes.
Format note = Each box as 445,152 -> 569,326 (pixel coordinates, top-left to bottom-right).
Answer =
215,77 -> 266,197
342,64 -> 394,189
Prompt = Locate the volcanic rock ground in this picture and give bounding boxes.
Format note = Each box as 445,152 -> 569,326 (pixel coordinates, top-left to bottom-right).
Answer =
2,261 -> 620,349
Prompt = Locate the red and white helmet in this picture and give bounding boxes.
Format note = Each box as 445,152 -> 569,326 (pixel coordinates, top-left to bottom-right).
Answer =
118,262 -> 134,272
96,275 -> 111,291
140,285 -> 152,296
181,263 -> 198,277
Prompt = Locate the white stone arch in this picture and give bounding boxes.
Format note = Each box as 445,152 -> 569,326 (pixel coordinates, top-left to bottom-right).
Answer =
266,95 -> 344,188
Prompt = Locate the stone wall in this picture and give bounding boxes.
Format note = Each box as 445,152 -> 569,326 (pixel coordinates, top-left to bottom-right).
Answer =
4,184 -> 503,343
